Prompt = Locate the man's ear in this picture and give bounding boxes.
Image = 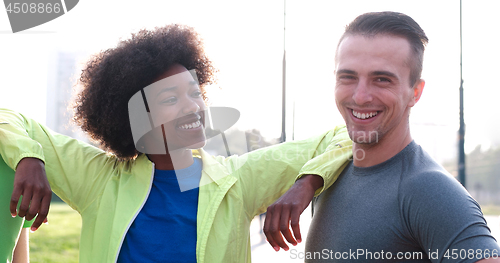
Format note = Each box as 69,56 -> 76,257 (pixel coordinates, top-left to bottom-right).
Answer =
408,79 -> 425,107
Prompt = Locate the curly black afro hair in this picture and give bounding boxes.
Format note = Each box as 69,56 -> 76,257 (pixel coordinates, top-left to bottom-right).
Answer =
73,24 -> 217,160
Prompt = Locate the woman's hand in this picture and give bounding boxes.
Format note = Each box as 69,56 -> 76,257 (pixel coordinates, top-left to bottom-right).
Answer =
10,157 -> 51,231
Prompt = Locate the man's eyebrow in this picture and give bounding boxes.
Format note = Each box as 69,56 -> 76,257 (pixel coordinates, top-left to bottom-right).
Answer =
336,69 -> 357,76
370,71 -> 398,79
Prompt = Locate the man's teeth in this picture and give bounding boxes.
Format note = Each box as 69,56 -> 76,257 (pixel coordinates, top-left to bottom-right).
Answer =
352,110 -> 378,119
179,121 -> 202,130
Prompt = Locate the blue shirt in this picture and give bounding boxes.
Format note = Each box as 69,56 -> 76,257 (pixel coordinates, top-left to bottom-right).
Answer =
118,158 -> 202,263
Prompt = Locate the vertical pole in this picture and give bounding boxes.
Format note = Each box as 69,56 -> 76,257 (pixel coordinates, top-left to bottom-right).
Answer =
280,0 -> 287,143
458,0 -> 466,187
280,0 -> 286,142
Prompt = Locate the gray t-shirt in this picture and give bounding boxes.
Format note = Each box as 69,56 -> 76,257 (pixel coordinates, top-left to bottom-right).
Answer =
305,141 -> 499,262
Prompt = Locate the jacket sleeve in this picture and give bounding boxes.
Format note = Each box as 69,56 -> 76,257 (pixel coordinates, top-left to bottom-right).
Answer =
228,125 -> 352,217
297,125 -> 352,194
0,108 -> 118,212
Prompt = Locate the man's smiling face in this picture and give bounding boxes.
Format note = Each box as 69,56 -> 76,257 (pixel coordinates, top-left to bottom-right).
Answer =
334,34 -> 420,145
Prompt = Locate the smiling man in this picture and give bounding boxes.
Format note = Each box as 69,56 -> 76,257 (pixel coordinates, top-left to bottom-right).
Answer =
300,12 -> 500,262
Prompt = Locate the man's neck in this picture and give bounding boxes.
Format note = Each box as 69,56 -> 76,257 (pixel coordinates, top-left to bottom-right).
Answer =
352,129 -> 413,168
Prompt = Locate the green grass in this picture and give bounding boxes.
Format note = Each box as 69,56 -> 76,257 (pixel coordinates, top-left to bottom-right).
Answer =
29,202 -> 81,263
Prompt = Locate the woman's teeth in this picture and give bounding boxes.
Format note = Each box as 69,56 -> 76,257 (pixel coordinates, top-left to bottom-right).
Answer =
179,121 -> 201,130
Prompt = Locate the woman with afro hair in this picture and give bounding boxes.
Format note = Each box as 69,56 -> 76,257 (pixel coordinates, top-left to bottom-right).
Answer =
0,24 -> 352,262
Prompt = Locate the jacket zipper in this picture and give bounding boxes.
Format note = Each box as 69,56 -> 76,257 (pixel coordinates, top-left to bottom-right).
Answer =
113,163 -> 156,262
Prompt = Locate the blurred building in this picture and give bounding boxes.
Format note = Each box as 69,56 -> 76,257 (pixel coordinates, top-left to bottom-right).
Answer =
46,50 -> 90,142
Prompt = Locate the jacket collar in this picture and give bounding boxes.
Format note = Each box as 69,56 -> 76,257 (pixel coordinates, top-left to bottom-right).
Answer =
193,149 -> 233,187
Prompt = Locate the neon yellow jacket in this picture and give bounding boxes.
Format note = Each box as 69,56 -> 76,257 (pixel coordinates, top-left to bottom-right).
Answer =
0,108 -> 352,263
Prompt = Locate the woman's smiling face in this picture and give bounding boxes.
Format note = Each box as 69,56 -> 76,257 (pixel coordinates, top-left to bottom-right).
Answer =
141,64 -> 207,153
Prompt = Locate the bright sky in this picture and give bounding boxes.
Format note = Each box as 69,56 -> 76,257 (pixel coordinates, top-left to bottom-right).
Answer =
1,0 -> 499,166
